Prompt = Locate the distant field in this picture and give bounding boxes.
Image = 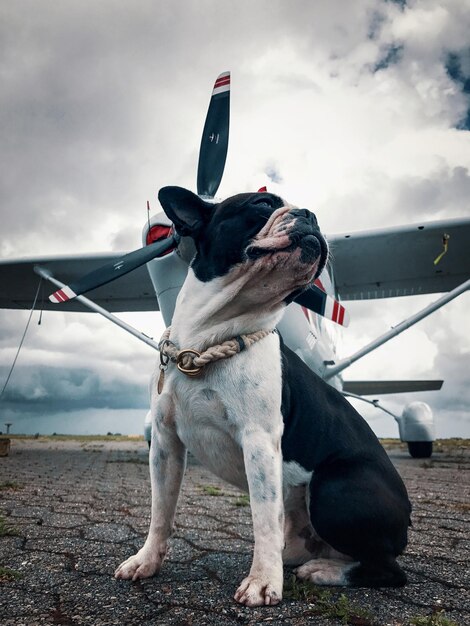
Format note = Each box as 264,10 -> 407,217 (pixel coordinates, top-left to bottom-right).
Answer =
1,434 -> 469,448
3,434 -> 145,442
380,437 -> 470,449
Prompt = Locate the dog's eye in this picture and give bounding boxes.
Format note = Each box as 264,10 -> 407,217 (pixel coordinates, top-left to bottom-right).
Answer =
252,196 -> 275,208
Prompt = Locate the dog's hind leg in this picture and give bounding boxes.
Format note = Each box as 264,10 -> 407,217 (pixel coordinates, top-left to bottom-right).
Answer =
295,555 -> 407,587
283,483 -> 315,565
301,464 -> 409,588
283,478 -> 350,566
295,557 -> 356,585
115,393 -> 186,581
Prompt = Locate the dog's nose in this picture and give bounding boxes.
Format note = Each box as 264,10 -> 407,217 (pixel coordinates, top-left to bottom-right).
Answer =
290,208 -> 319,230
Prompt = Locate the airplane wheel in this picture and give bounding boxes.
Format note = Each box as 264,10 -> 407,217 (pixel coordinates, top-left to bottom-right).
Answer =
407,441 -> 433,458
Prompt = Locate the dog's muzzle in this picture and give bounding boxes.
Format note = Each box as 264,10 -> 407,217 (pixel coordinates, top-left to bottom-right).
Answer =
246,206 -> 328,277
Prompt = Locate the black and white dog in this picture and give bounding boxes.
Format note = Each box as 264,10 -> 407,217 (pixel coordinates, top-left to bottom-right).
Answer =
115,187 -> 411,607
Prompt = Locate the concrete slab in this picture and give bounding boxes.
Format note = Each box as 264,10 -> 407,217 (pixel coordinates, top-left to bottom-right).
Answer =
0,438 -> 468,625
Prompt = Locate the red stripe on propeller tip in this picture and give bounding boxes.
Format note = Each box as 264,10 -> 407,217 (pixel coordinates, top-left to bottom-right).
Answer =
214,79 -> 230,89
214,76 -> 230,87
50,289 -> 67,303
49,285 -> 77,304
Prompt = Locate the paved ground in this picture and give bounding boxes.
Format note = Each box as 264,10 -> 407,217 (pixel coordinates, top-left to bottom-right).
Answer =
0,437 -> 468,626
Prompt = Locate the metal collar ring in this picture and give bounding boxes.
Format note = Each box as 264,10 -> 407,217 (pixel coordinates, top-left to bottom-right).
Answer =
176,349 -> 203,377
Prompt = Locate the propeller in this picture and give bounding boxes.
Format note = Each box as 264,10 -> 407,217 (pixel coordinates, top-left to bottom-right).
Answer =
295,282 -> 349,327
49,235 -> 177,303
48,69 -> 348,327
197,71 -> 230,198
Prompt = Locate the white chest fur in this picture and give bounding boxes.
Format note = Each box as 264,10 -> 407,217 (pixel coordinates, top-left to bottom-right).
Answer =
153,334 -> 284,491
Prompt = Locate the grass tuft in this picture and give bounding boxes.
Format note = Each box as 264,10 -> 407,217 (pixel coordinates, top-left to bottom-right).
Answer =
233,494 -> 250,507
201,485 -> 224,496
0,481 -> 24,491
284,576 -> 374,624
0,516 -> 19,538
410,610 -> 458,626
0,566 -> 23,582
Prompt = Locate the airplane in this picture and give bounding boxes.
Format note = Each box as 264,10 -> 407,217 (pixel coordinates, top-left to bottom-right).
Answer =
1,71 -> 469,458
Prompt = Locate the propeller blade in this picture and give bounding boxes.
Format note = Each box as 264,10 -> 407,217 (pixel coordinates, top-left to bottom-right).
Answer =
197,71 -> 230,198
294,283 -> 350,327
49,235 -> 178,304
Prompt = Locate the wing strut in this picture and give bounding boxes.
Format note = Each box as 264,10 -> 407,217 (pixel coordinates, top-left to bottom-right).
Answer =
341,391 -> 399,420
324,277 -> 470,379
0,278 -> 43,401
34,266 -> 161,352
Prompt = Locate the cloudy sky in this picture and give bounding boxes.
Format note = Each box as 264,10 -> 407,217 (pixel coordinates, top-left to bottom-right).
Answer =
0,0 -> 469,438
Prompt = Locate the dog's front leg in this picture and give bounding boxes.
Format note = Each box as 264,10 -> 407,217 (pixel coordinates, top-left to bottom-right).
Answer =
115,411 -> 186,581
234,429 -> 284,607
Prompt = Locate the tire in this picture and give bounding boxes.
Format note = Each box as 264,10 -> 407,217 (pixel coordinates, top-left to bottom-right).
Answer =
407,441 -> 433,458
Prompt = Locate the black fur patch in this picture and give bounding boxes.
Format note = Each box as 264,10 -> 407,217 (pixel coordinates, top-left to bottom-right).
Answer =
192,193 -> 285,282
279,336 -> 412,586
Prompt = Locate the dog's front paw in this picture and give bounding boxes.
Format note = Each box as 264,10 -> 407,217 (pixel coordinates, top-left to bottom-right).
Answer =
234,575 -> 282,607
115,546 -> 164,581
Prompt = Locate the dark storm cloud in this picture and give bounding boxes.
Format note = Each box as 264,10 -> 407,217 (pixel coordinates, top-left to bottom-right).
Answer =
0,364 -> 147,413
373,43 -> 404,72
445,50 -> 470,130
385,0 -> 406,8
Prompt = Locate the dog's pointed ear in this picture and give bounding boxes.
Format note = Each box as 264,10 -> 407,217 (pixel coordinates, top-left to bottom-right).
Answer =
158,186 -> 214,238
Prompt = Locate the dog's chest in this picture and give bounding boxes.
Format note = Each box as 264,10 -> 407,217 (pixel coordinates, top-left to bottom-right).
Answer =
170,376 -> 248,489
159,339 -> 283,490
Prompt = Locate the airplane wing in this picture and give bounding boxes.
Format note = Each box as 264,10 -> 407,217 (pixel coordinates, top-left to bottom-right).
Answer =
3,216 -> 469,312
0,253 -> 159,312
328,217 -> 470,300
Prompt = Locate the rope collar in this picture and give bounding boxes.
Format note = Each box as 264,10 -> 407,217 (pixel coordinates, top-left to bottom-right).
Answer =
157,326 -> 274,391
